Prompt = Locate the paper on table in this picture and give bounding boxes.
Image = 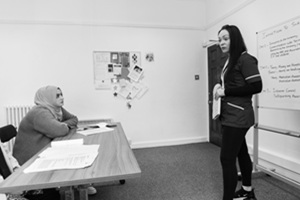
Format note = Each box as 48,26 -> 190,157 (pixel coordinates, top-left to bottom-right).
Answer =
39,144 -> 100,158
24,144 -> 100,173
51,138 -> 83,147
76,122 -> 114,136
212,84 -> 221,120
24,152 -> 98,173
96,122 -> 108,128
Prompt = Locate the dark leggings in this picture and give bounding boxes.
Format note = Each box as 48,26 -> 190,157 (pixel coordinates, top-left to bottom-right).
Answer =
220,125 -> 253,200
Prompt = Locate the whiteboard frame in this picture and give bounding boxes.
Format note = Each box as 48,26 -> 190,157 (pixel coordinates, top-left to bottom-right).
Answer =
257,15 -> 300,35
256,15 -> 300,111
254,15 -> 300,190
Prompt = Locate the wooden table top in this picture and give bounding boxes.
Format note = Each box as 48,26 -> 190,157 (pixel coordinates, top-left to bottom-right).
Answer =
0,122 -> 141,193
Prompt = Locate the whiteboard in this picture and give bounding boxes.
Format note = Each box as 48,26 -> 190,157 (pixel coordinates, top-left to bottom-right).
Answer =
257,16 -> 300,110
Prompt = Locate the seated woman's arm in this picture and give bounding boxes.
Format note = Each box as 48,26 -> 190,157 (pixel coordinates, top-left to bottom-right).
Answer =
33,109 -> 70,138
61,107 -> 78,129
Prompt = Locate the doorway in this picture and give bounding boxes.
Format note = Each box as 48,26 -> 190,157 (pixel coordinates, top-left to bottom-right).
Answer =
207,44 -> 227,147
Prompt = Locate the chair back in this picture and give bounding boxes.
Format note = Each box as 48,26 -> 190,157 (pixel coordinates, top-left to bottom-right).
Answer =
0,125 -> 17,143
0,146 -> 11,179
0,125 -> 17,179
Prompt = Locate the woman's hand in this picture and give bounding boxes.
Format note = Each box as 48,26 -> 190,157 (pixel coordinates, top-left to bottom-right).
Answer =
214,84 -> 225,100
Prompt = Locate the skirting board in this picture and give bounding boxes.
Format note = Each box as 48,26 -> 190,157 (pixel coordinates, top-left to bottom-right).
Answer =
130,136 -> 208,149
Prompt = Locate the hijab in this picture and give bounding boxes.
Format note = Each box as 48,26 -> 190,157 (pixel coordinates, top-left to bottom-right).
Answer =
34,85 -> 63,121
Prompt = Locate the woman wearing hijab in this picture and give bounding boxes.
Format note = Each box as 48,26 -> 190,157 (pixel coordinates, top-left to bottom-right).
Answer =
13,86 -> 78,166
13,86 -> 96,199
12,86 -> 77,200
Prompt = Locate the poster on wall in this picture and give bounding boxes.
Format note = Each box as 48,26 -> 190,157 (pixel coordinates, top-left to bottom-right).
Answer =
93,51 -> 148,106
93,52 -> 112,89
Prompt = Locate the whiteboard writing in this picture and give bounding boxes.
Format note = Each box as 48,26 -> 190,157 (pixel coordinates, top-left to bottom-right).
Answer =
257,16 -> 300,110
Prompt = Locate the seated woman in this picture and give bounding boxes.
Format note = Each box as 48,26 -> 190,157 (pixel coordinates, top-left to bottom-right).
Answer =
13,85 -> 96,200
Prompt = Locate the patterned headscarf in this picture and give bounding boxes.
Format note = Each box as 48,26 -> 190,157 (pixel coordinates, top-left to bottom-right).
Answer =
34,85 -> 63,121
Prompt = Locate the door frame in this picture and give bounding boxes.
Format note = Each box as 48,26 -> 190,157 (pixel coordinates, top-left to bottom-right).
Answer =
207,43 -> 227,147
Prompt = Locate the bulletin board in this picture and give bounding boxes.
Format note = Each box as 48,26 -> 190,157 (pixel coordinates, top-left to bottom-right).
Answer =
93,51 -> 148,106
257,15 -> 300,110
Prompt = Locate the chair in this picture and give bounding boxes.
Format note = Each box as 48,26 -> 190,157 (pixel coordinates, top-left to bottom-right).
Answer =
0,146 -> 11,179
0,125 -> 17,179
0,125 -> 17,143
0,125 -> 29,200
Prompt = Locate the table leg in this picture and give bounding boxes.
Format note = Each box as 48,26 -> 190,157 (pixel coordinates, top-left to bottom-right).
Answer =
60,186 -> 75,200
77,186 -> 88,200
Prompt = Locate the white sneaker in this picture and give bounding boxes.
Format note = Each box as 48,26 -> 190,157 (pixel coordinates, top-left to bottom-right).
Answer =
87,186 -> 97,195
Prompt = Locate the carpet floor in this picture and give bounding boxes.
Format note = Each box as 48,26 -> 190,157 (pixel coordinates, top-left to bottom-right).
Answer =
89,142 -> 300,200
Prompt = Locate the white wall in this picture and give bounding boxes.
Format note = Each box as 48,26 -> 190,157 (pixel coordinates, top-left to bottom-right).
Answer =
1,0 -> 299,187
0,0 -> 208,148
205,0 -> 300,183
205,0 -> 255,28
0,0 -> 206,29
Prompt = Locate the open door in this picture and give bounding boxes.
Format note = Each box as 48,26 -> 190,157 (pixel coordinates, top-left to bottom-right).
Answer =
207,44 -> 227,147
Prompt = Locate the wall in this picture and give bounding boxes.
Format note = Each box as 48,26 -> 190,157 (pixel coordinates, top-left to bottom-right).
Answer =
0,0 -> 208,148
205,0 -> 255,28
0,0 -> 206,29
205,0 -> 300,183
1,0 -> 299,186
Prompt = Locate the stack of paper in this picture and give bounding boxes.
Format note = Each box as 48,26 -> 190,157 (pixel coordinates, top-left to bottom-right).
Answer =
212,84 -> 221,120
24,139 -> 99,173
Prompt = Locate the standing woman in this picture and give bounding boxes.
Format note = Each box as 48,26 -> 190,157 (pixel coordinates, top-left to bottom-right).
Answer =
214,25 -> 262,200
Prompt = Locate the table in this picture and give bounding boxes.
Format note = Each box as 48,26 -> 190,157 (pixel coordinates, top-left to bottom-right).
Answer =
0,122 -> 141,199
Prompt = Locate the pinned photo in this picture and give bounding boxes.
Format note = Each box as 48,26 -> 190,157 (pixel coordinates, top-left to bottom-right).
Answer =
145,53 -> 154,62
113,64 -> 122,75
128,65 -> 144,82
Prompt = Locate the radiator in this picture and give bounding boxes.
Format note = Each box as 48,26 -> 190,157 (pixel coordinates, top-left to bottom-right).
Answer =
4,105 -> 32,152
5,105 -> 33,128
